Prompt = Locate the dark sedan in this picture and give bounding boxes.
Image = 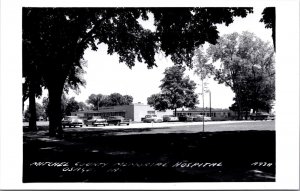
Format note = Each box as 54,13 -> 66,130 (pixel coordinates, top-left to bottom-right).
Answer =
107,116 -> 130,126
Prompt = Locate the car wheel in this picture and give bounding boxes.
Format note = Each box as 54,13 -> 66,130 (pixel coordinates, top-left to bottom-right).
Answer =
80,125 -> 82,127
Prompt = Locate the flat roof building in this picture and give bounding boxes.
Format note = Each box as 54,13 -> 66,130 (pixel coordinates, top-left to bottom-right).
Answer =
71,103 -> 173,122
71,104 -> 249,122
176,108 -> 249,120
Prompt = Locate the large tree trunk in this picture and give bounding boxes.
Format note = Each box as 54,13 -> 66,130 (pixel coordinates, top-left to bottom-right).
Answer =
48,81 -> 64,137
28,82 -> 37,131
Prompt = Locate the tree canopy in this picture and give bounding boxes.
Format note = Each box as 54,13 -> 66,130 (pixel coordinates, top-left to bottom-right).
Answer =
65,97 -> 80,116
78,101 -> 89,111
86,94 -> 107,110
260,7 -> 275,50
194,32 -> 275,118
24,103 -> 46,121
147,65 -> 199,115
86,93 -> 133,109
23,7 -> 252,136
107,93 -> 133,106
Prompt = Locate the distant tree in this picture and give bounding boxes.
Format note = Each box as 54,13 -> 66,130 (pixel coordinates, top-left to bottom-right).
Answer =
148,65 -> 199,116
86,93 -> 133,108
147,93 -> 170,111
78,101 -> 89,111
194,32 -> 275,118
23,8 -> 252,137
86,94 -> 107,110
123,95 -> 134,105
61,93 -> 69,117
107,93 -> 129,106
42,97 -> 49,119
65,97 -> 80,116
43,94 -> 80,118
106,93 -> 123,106
24,103 -> 46,121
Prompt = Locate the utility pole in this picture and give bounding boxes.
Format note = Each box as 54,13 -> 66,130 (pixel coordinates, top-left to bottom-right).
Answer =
202,79 -> 204,132
97,96 -> 100,111
209,90 -> 211,117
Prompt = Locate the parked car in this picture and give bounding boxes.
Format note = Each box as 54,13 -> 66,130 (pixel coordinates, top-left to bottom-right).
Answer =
186,116 -> 195,122
193,115 -> 212,122
267,114 -> 275,120
250,112 -> 269,120
163,115 -> 179,122
62,116 -> 83,128
85,116 -> 108,127
143,115 -> 163,123
178,115 -> 195,122
107,116 -> 130,126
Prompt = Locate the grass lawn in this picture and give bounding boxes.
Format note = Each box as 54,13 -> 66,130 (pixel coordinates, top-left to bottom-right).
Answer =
23,126 -> 275,182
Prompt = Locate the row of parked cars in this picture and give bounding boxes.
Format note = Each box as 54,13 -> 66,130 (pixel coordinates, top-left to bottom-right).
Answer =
61,116 -> 130,128
142,114 -> 212,123
62,111 -> 275,128
249,112 -> 275,120
62,114 -> 213,128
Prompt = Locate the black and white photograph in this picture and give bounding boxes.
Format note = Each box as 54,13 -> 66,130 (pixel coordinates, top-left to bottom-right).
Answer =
0,0 -> 299,190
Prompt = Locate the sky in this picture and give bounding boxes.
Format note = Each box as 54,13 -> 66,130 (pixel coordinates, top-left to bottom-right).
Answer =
34,7 -> 273,109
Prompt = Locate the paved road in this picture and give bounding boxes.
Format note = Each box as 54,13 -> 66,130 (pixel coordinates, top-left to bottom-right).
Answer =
63,120 -> 275,135
23,120 -> 275,135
